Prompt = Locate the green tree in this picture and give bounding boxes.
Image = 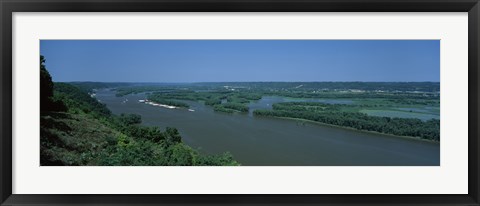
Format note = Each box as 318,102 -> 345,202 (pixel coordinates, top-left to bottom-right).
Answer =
40,55 -> 54,111
119,113 -> 142,125
165,127 -> 182,144
40,55 -> 66,112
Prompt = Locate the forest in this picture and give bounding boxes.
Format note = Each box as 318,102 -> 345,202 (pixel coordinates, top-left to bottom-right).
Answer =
253,102 -> 440,141
40,56 -> 240,166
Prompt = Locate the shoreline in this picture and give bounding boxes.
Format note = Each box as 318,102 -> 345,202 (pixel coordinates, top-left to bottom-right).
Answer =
145,101 -> 178,109
256,115 -> 439,144
144,100 -> 193,111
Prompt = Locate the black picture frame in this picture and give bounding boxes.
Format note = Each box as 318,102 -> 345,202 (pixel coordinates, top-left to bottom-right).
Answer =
1,0 -> 479,205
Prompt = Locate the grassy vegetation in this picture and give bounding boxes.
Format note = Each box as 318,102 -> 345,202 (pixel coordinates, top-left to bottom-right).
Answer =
41,112 -> 122,165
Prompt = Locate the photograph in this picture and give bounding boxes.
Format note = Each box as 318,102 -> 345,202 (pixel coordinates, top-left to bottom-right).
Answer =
39,40 -> 440,166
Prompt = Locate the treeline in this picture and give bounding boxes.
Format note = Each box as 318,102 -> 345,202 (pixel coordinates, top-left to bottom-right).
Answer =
148,90 -> 229,105
69,82 -> 132,93
87,81 -> 441,94
195,82 -> 440,92
40,55 -> 67,112
263,91 -> 439,100
222,103 -> 249,113
213,103 -> 249,114
40,55 -> 239,166
115,86 -> 175,97
272,102 -> 340,112
226,94 -> 261,104
254,102 -> 440,141
386,98 -> 439,105
114,83 -> 216,97
212,94 -> 257,113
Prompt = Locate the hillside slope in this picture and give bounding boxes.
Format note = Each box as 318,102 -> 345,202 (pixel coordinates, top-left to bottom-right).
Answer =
40,56 -> 239,166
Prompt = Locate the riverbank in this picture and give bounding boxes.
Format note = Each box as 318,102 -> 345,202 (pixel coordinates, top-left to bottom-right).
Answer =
145,101 -> 178,109
260,116 -> 440,144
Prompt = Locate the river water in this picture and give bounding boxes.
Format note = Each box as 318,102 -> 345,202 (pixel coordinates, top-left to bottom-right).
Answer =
96,89 -> 440,166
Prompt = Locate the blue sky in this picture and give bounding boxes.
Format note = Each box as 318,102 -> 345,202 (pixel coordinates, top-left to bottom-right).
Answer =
40,40 -> 440,82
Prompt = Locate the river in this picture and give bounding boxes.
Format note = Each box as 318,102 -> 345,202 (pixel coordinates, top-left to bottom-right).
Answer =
96,89 -> 440,166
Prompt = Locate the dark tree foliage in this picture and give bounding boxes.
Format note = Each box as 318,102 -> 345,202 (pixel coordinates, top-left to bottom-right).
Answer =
254,102 -> 440,141
119,113 -> 142,125
40,55 -> 53,98
54,82 -> 111,117
204,98 -> 222,106
40,55 -> 67,112
114,122 -> 160,142
214,103 -> 249,113
195,152 -> 239,166
165,127 -> 182,144
262,90 -> 438,100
